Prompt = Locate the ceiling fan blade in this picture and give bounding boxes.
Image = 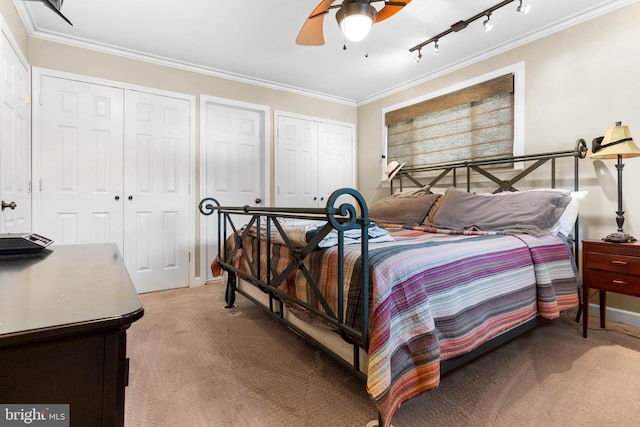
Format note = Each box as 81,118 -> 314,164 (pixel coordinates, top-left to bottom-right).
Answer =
296,0 -> 336,46
375,0 -> 412,23
24,0 -> 73,25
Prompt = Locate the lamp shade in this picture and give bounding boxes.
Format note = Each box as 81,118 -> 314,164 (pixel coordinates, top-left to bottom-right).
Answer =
336,1 -> 377,42
590,121 -> 640,159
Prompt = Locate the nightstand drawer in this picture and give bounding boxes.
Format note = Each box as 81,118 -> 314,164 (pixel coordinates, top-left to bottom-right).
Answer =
584,252 -> 640,274
584,270 -> 640,297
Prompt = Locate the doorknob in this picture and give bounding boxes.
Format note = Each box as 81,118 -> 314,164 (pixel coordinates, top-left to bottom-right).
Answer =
115,195 -> 120,201
128,195 -> 133,200
1,200 -> 17,211
255,198 -> 262,204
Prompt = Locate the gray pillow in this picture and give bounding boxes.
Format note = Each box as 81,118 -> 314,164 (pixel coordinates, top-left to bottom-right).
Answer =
369,192 -> 441,225
431,187 -> 572,236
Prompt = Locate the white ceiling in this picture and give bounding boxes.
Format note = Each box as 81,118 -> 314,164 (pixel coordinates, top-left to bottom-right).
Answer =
12,0 -> 636,104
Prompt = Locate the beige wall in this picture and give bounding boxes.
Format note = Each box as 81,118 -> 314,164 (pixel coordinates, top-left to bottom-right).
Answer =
0,0 -> 29,55
358,2 -> 640,314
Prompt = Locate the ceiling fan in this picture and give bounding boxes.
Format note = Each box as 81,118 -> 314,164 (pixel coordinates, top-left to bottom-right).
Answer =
296,0 -> 412,46
23,0 -> 73,26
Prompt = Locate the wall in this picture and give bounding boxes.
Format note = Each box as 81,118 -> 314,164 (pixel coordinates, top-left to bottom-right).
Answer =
357,1 -> 640,316
0,1 -> 28,55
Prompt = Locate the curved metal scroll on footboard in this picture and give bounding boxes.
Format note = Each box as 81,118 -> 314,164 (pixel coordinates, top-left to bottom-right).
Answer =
199,188 -> 372,366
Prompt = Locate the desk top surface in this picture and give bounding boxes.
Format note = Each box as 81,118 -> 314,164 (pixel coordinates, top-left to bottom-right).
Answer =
0,243 -> 144,343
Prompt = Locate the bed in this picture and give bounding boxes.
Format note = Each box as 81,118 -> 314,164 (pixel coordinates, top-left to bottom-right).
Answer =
199,140 -> 588,427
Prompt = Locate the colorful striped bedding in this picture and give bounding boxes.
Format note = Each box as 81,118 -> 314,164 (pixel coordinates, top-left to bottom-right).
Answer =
220,223 -> 579,427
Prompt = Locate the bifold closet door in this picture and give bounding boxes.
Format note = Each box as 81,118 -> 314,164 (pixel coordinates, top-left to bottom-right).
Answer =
38,76 -> 125,248
275,114 -> 355,208
37,75 -> 190,293
123,91 -> 190,293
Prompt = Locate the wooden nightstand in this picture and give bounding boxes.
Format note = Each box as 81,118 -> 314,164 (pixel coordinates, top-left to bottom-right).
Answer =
582,239 -> 640,338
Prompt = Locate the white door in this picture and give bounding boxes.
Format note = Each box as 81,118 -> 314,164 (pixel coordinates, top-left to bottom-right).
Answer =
275,115 -> 318,207
124,91 -> 191,293
35,73 -> 193,293
0,31 -> 31,233
203,98 -> 267,281
275,114 -> 355,208
37,76 -> 124,247
318,122 -> 355,205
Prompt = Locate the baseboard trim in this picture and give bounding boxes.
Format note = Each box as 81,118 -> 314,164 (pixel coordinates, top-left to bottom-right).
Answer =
588,303 -> 640,328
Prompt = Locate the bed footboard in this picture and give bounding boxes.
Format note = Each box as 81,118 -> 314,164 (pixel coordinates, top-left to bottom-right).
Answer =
199,187 -> 372,350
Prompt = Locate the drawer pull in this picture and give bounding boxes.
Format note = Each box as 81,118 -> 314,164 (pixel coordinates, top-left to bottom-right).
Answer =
612,280 -> 628,286
611,260 -> 628,266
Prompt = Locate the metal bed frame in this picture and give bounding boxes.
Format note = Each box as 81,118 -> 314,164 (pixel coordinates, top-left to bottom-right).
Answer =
199,139 -> 588,424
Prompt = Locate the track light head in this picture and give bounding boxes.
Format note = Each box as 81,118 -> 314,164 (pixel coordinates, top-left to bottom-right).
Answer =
517,0 -> 531,14
483,13 -> 493,32
414,48 -> 423,63
432,40 -> 439,54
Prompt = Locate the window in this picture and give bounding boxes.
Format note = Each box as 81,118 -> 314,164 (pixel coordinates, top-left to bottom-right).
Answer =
385,73 -> 516,172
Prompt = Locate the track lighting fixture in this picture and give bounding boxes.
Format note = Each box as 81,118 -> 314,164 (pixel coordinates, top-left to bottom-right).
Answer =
409,0 -> 531,58
517,0 -> 531,14
414,48 -> 423,63
483,13 -> 493,31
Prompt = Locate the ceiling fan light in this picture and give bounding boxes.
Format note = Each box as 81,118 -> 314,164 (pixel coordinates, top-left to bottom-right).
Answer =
336,2 -> 377,42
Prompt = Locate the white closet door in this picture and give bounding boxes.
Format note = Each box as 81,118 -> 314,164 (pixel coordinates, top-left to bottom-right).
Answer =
275,115 -> 318,207
318,122 -> 355,205
205,102 -> 265,207
203,100 -> 266,281
0,32 -> 30,233
37,76 -> 124,247
124,91 -> 190,293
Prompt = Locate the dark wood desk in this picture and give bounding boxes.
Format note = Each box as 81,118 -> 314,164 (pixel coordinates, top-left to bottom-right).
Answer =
0,244 -> 144,427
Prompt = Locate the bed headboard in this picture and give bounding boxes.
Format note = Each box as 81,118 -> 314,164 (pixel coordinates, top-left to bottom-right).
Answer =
388,139 -> 588,254
389,139 -> 588,194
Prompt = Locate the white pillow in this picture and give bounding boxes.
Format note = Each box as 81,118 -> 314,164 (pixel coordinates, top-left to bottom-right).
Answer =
551,191 -> 588,236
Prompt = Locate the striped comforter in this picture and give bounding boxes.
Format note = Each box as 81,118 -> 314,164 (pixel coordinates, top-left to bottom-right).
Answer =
222,224 -> 579,427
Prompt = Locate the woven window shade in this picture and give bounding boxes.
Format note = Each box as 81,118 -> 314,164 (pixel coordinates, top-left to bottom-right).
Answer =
386,74 -> 514,169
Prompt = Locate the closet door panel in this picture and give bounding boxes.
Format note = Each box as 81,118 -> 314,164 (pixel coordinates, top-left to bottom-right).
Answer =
318,122 -> 355,205
124,91 -> 190,293
0,32 -> 31,233
275,115 -> 318,207
38,76 -> 124,248
202,99 -> 267,281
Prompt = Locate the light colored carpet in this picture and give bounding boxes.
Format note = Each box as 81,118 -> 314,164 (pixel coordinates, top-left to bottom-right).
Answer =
125,283 -> 640,427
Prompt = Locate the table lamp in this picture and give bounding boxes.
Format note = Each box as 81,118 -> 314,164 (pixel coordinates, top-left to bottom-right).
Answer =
591,121 -> 640,243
